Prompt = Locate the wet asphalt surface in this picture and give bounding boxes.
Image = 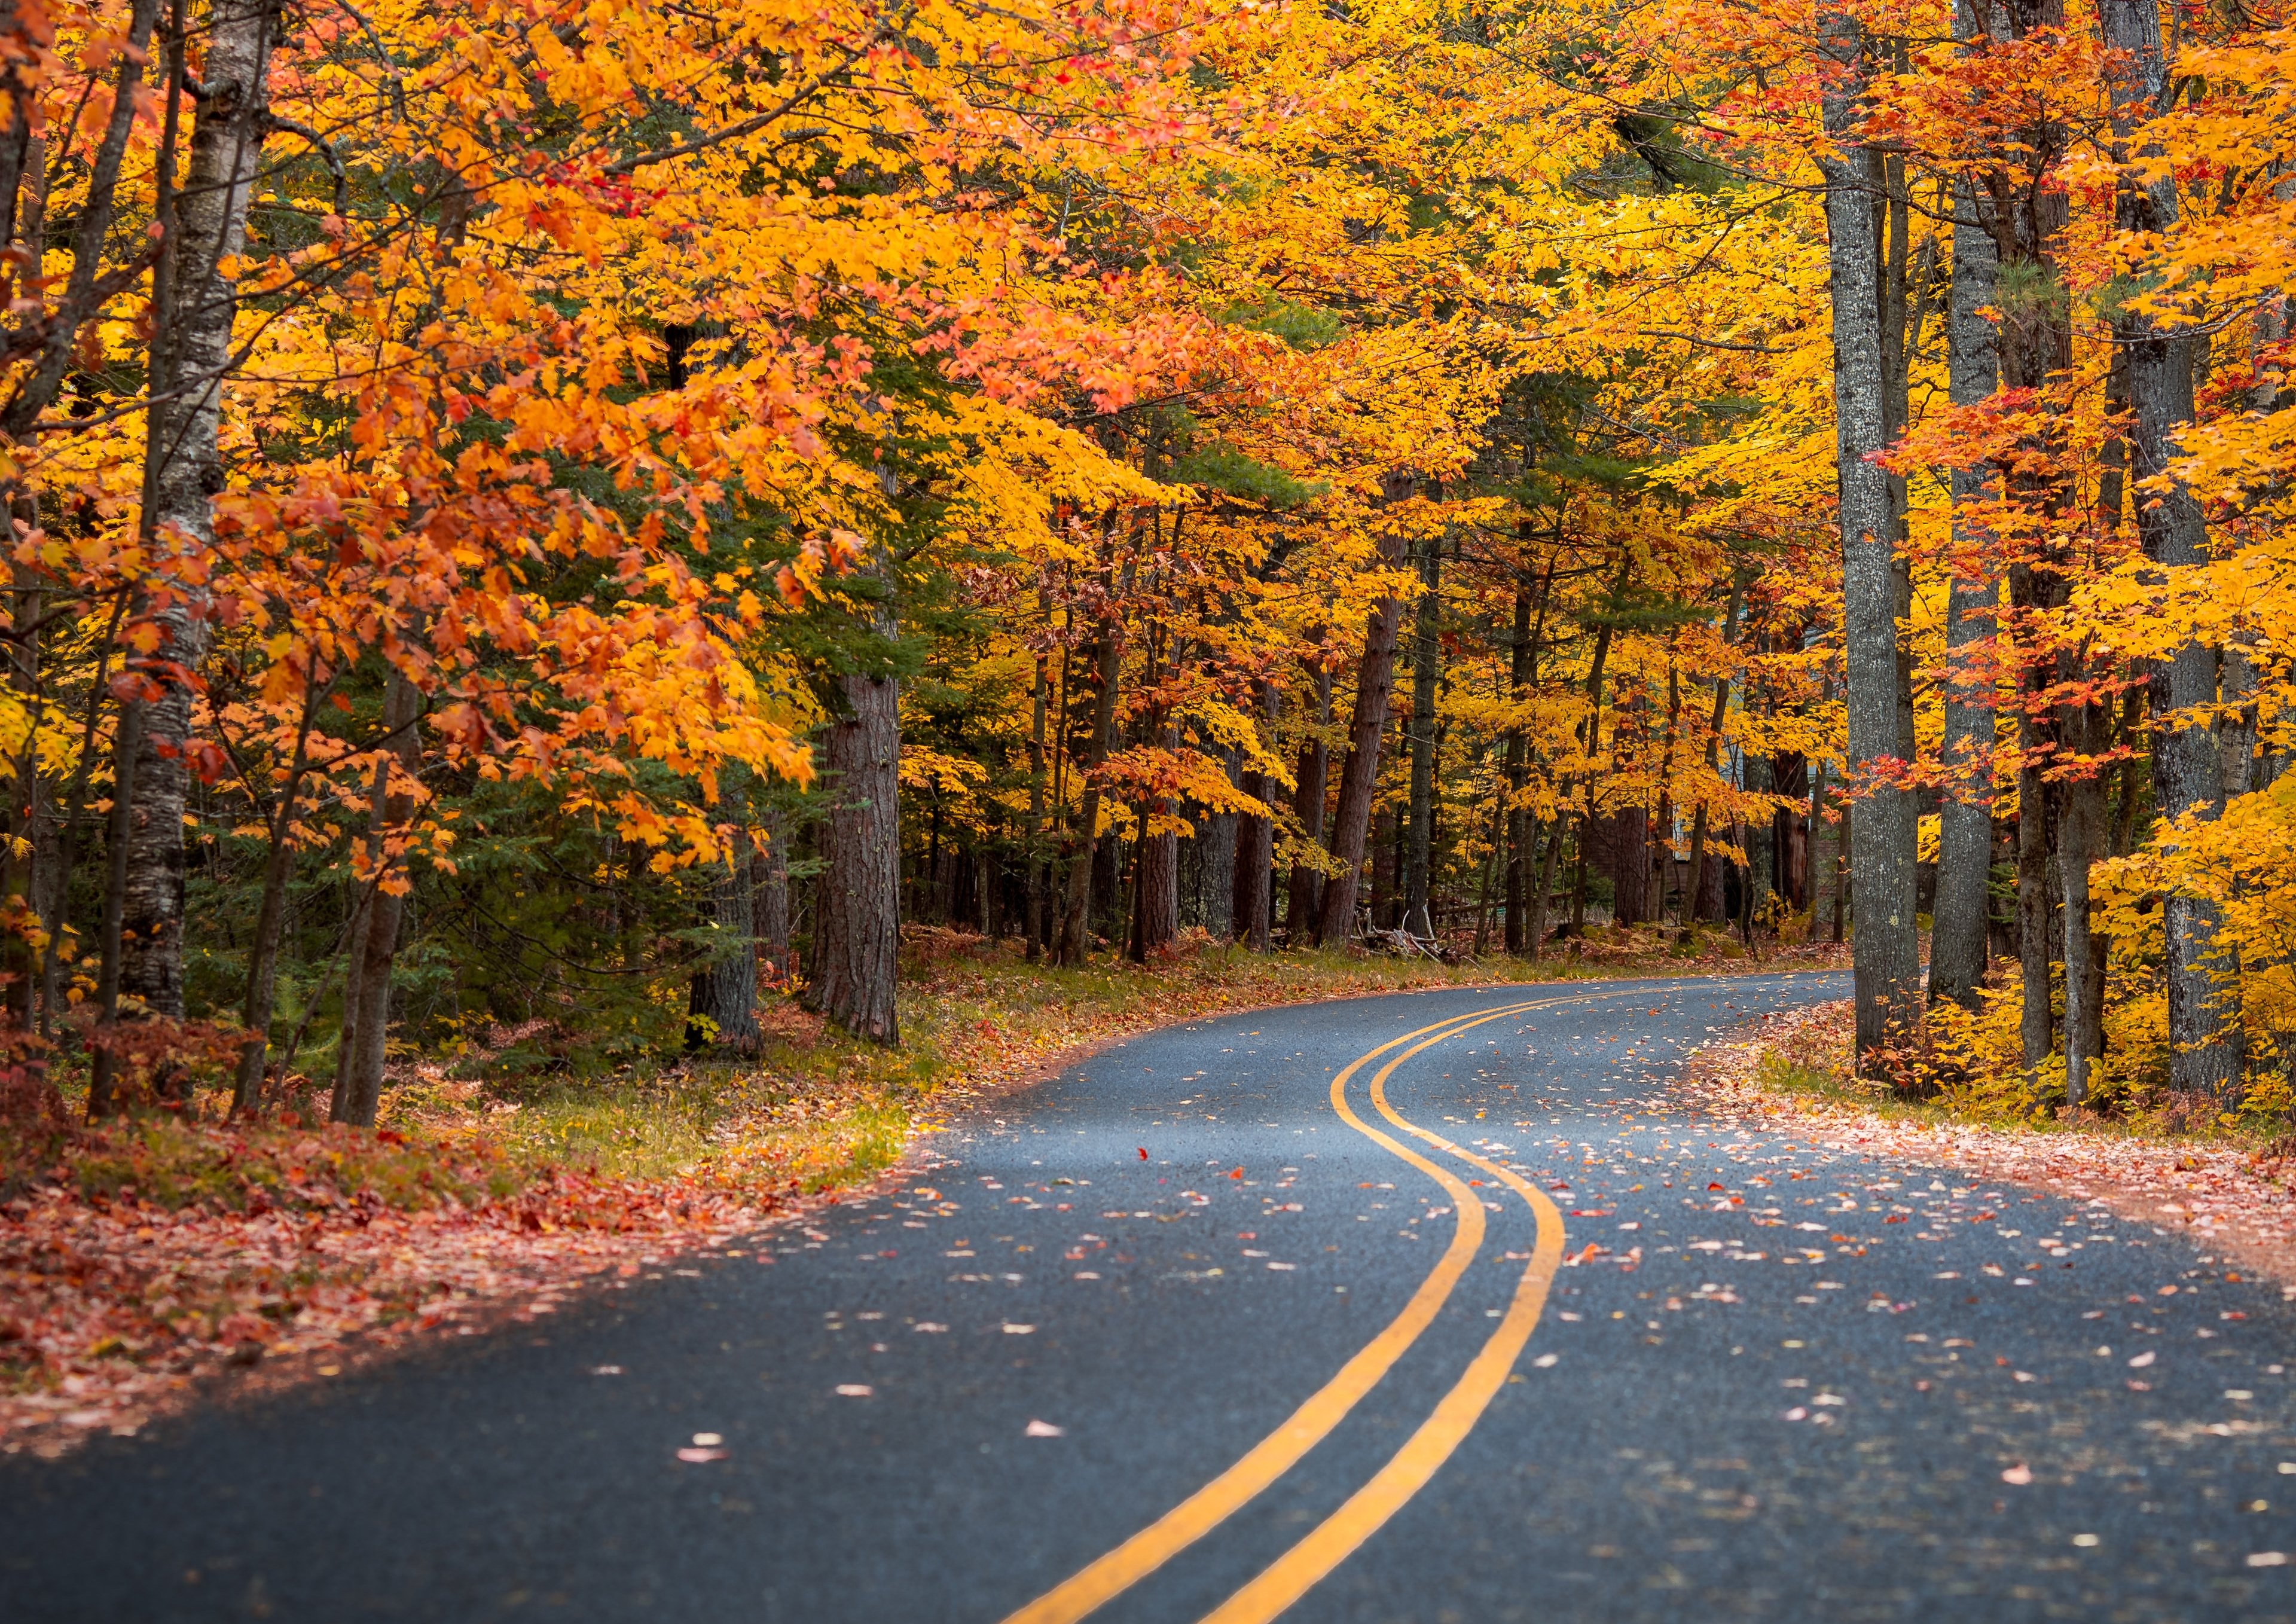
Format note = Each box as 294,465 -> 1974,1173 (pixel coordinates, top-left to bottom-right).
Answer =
8,970 -> 2296,1622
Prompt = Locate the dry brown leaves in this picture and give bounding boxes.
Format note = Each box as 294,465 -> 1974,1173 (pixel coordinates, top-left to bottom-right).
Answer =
1680,999 -> 2296,1287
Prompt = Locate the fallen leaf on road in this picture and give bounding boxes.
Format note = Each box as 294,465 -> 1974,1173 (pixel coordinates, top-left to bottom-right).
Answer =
1002,1323 -> 1036,1335
1025,1419 -> 1065,1437
1531,1353 -> 1559,1368
915,1323 -> 947,1333
835,1384 -> 873,1397
676,1447 -> 726,1463
2250,1553 -> 2289,1568
2130,1350 -> 2157,1367
2002,1464 -> 2034,1485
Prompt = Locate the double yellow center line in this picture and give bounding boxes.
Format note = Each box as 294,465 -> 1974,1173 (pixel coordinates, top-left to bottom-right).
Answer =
1002,989 -> 1623,1624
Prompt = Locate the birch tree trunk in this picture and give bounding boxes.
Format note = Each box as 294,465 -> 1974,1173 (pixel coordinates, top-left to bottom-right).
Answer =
123,0 -> 276,1033
1818,16 -> 1922,1066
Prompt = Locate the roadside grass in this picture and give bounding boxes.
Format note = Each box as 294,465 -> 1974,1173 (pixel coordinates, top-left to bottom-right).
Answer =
1741,997 -> 2296,1155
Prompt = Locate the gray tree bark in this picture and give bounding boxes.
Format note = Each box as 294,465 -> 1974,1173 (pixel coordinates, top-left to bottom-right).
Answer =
1818,18 -> 1922,1066
1055,627 -> 1120,966
755,807 -> 791,983
691,842 -> 759,1052
1401,533 -> 1442,936
1315,518 -> 1411,945
331,667 -> 420,1127
2099,0 -> 2245,1101
1283,659 -> 1333,943
811,645 -> 902,1044
124,0 -> 277,1025
1931,152 -> 2002,1011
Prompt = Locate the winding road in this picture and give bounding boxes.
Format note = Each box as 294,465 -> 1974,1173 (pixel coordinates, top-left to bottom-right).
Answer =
10,971 -> 2296,1621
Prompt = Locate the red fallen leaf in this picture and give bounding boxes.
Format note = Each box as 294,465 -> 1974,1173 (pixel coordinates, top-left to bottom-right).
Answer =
1885,1215 -> 1909,1223
1138,1148 -> 1147,1160
1708,1182 -> 1725,1190
1228,1168 -> 1244,1179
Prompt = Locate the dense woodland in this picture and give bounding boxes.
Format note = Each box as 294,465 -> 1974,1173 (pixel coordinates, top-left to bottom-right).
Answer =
0,0 -> 2289,1127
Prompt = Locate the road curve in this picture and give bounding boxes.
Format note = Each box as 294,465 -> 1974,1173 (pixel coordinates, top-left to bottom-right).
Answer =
9,970 -> 2296,1622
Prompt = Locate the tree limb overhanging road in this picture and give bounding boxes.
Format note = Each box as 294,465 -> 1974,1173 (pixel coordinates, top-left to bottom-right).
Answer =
10,972 -> 2294,1621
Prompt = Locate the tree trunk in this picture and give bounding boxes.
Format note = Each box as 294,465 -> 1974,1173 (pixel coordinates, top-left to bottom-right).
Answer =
1201,770 -> 1239,944
690,843 -> 760,1052
1819,21 -> 1921,1067
1233,688 -> 1277,950
1686,577 -> 1745,924
756,807 -> 791,983
1527,821 -> 1563,955
230,694 -> 322,1113
811,656 -> 902,1043
1931,155 -> 2002,1009
1614,806 -> 1649,927
1315,520 -> 1411,945
1055,625 -> 1120,966
1025,630 -> 1048,960
1133,807 -> 1178,959
123,0 -> 276,1033
1284,659 -> 1333,944
2060,767 -> 2106,1109
2016,765 -> 2055,1079
1401,533 -> 1441,936
2100,0 -> 2245,1101
331,667 -> 420,1127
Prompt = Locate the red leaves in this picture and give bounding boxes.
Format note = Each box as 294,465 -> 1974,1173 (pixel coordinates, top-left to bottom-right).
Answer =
1228,1167 -> 1244,1179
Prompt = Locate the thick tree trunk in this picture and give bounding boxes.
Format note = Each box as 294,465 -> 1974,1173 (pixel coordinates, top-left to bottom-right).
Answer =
1819,23 -> 1921,1067
1315,524 -> 1410,945
1401,535 -> 1441,936
1201,801 -> 1238,945
123,0 -> 276,1029
2100,0 -> 2244,1101
331,667 -> 420,1127
1614,806 -> 1649,927
1931,160 -> 2001,1010
689,845 -> 760,1052
1132,822 -> 1178,960
811,658 -> 901,1043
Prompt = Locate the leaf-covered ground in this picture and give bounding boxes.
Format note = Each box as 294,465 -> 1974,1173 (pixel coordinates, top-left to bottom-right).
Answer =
3,930 -> 1840,1458
1686,1000 -> 2296,1291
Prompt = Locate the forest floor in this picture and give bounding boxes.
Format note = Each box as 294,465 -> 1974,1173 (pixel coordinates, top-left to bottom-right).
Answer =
1699,1000 -> 2296,1292
0,923 -> 1837,1458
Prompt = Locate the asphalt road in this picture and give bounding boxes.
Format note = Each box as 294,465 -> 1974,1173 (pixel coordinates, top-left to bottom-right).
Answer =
10,970 -> 2296,1622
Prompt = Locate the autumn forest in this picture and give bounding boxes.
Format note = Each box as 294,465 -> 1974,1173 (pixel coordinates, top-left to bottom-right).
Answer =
2,0 -> 2295,1248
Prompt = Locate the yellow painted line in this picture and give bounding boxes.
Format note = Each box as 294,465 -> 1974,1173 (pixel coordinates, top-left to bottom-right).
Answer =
1194,1011 -> 1605,1624
997,994 -> 1587,1624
